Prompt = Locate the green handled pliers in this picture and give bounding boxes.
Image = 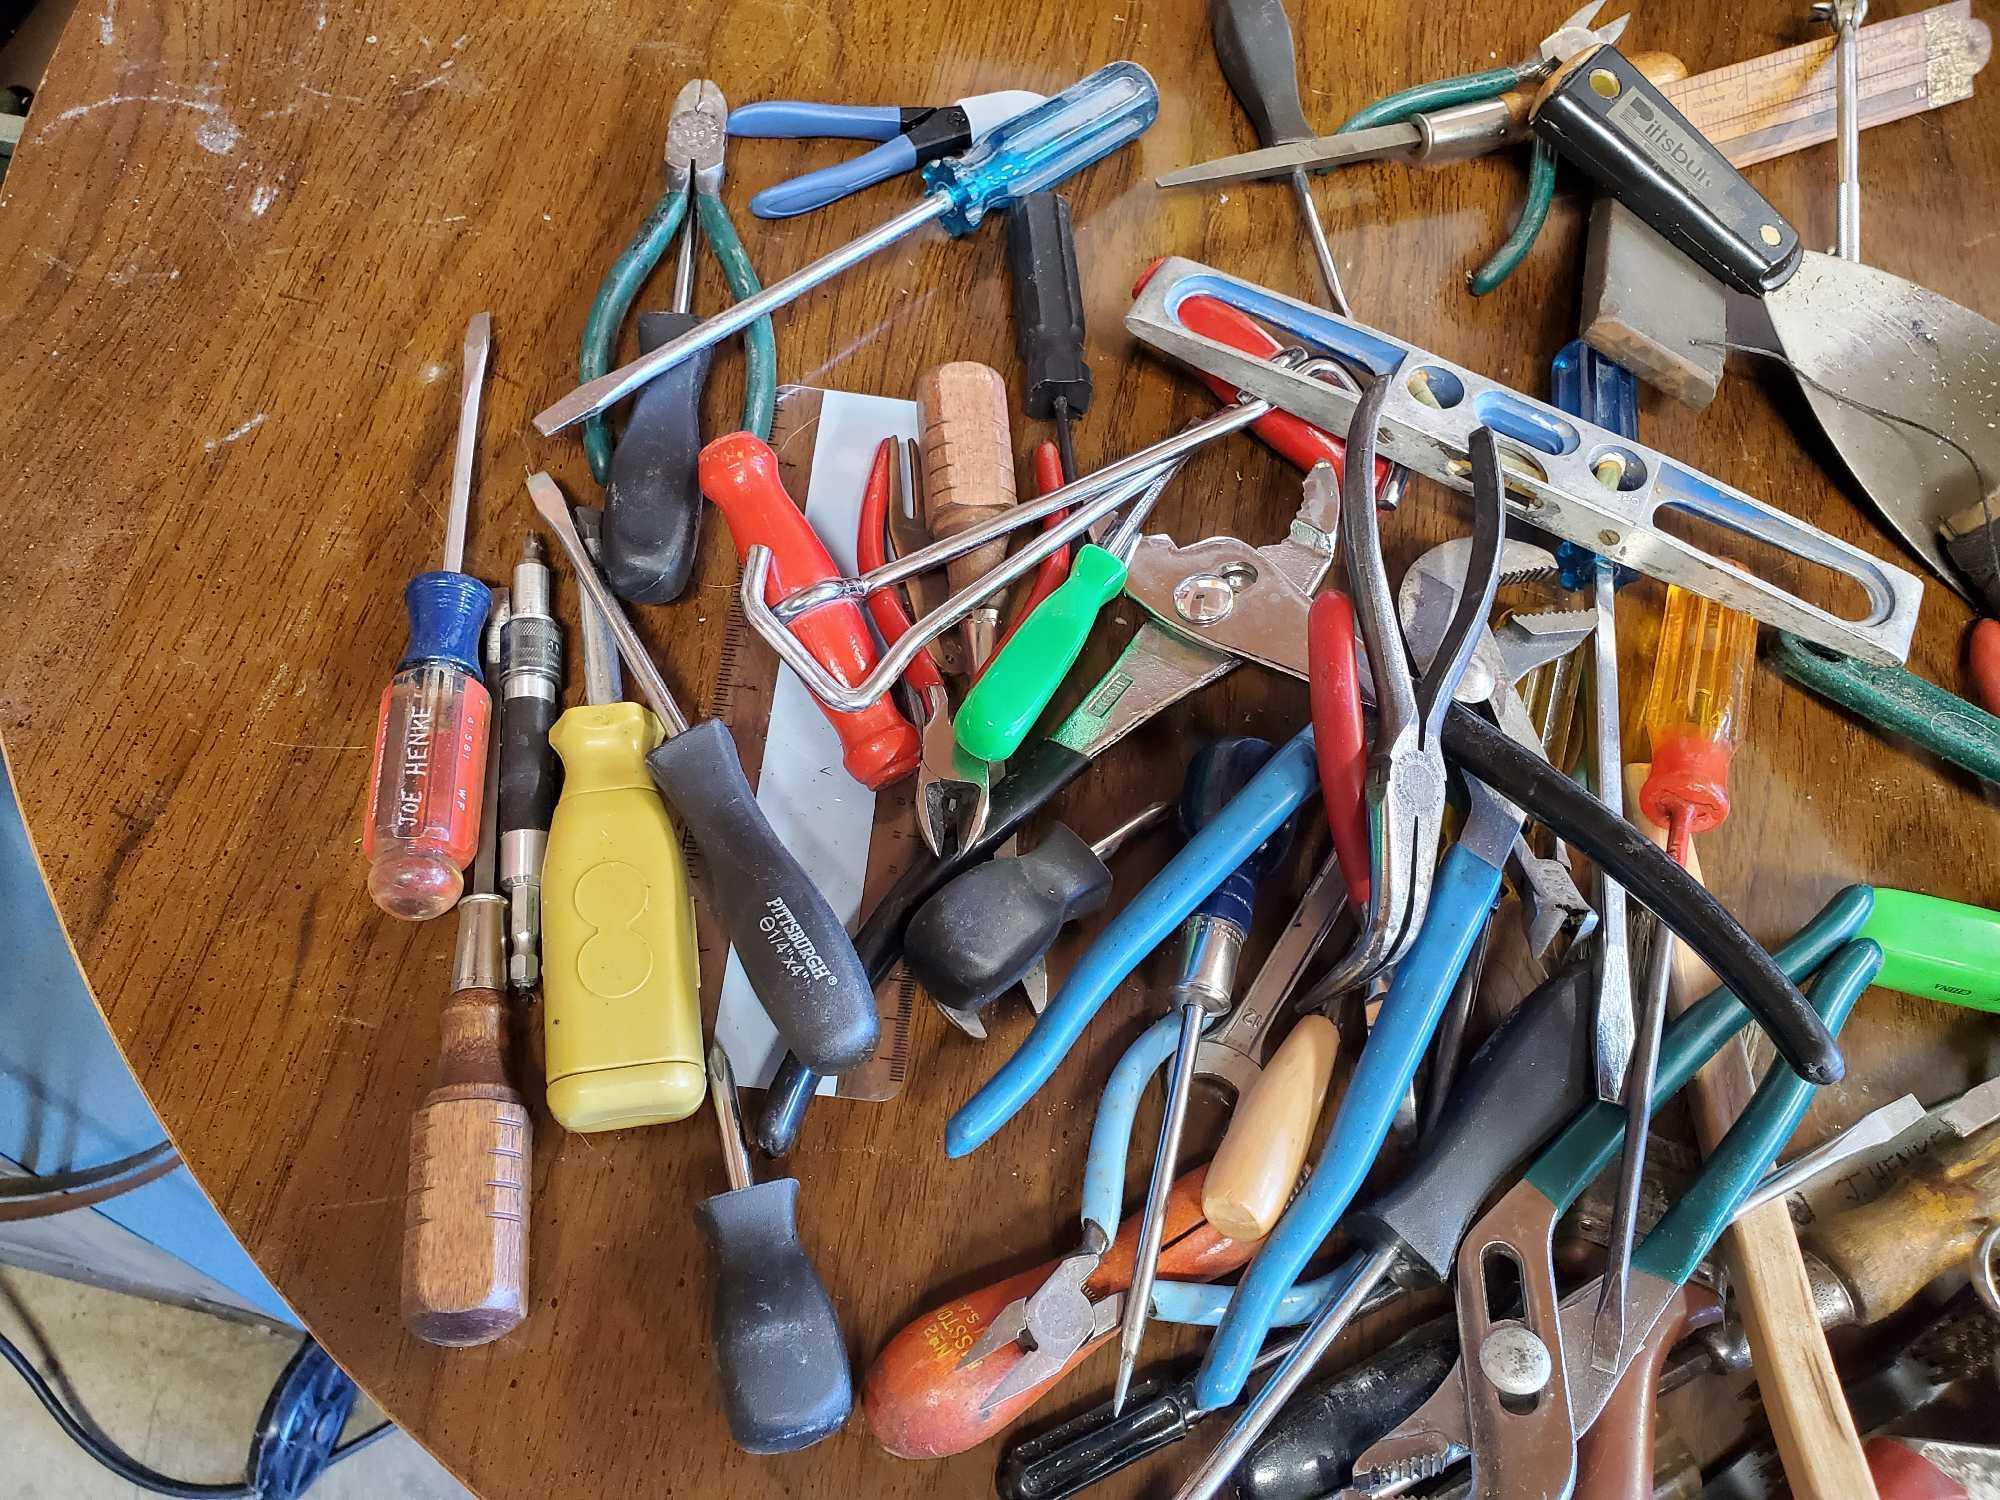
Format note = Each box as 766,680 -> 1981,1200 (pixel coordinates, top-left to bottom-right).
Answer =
578,79 -> 776,483
1339,1 -> 1631,295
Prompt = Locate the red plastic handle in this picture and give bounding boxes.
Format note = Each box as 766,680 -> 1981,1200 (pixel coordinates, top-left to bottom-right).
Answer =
1308,591 -> 1371,911
1132,259 -> 1391,490
699,431 -> 920,789
855,438 -> 944,698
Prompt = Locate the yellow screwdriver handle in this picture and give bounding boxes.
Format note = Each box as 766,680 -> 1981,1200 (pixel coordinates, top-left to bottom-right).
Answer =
542,702 -> 704,1131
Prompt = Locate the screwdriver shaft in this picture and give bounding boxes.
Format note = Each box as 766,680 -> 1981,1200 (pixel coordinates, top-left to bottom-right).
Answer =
1288,170 -> 1350,315
708,1044 -> 755,1194
444,313 -> 491,572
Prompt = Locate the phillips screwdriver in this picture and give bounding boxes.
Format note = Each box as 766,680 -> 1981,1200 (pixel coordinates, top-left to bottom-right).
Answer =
498,536 -> 562,991
903,801 -> 1170,1026
526,472 -> 879,1075
402,587 -> 530,1346
1005,191 -> 1092,482
364,312 -> 495,921
534,62 -> 1160,436
697,1043 -> 851,1453
699,431 -> 921,788
1117,738 -> 1298,1415
1208,0 -> 1349,312
539,506 -> 703,1131
1591,586 -> 1757,1368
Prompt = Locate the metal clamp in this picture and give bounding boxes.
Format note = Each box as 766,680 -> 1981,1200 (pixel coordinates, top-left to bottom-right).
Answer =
1127,256 -> 1925,666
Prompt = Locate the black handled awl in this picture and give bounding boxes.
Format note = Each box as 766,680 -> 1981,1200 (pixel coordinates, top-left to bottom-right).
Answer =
528,472 -> 878,1075
697,1044 -> 850,1453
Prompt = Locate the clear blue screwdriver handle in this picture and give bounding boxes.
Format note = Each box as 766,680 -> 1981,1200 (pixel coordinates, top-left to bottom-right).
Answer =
922,61 -> 1158,235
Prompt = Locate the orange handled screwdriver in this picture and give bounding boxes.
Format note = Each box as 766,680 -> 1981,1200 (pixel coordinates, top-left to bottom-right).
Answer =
698,431 -> 921,789
364,313 -> 496,920
862,1165 -> 1253,1460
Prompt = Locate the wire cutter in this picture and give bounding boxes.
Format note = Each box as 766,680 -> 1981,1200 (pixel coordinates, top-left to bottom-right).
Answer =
1348,896 -> 1882,1498
579,80 -> 775,485
728,90 -> 1044,219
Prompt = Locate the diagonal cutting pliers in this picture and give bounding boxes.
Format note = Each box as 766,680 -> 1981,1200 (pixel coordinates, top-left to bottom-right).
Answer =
580,79 -> 775,489
728,90 -> 1044,219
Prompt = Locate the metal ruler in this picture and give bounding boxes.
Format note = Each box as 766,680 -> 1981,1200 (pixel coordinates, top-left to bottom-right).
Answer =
1662,0 -> 1990,167
693,385 -> 920,1102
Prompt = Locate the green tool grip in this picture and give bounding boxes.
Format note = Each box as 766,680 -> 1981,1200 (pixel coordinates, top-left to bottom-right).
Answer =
1633,939 -> 1882,1289
1862,888 -> 2000,1013
1525,884 -> 1875,1209
1769,631 -> 2000,786
954,543 -> 1127,764
1337,63 -> 1525,132
692,192 -> 776,442
1468,139 -> 1555,296
581,188 -> 690,485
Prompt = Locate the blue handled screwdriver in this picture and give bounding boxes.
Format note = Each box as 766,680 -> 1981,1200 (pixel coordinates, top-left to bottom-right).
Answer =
533,62 -> 1159,437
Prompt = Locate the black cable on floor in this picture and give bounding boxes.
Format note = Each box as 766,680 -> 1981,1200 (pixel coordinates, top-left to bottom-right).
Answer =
0,1324 -> 389,1499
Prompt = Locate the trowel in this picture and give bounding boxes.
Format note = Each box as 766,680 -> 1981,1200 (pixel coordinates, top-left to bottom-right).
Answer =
1532,43 -> 2000,612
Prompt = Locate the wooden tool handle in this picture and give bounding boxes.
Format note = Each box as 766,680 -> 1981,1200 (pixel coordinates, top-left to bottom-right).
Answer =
1806,1120 -> 2000,1324
862,1166 -> 1251,1459
917,362 -> 1018,609
1624,765 -> 1877,1500
1519,49 -> 1688,120
402,985 -> 530,1347
1575,1284 -> 1721,1500
1203,1015 -> 1339,1240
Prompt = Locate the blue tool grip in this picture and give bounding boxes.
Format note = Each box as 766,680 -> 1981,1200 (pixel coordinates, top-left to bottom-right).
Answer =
1634,939 -> 1882,1289
1081,1014 -> 1185,1239
923,61 -> 1158,236
1549,339 -> 1640,588
1191,839 -> 1505,1411
398,570 -> 492,677
1152,1252 -> 1364,1329
944,729 -> 1318,1158
727,101 -> 905,140
749,136 -> 919,219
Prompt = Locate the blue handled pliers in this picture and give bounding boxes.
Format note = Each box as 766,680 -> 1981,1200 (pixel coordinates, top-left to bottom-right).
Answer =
728,89 -> 1043,219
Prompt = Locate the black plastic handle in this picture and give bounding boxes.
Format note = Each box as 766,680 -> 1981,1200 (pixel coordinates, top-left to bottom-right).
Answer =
1533,44 -> 1802,296
1236,1321 -> 1459,1500
1210,0 -> 1315,145
1349,949 -> 1597,1280
904,823 -> 1112,1015
1005,193 -> 1092,421
752,737 -> 1092,1154
1441,703 -> 1843,1085
997,1376 -> 1195,1500
647,717 -> 876,1074
497,622 -> 561,838
603,311 -> 712,604
694,1178 -> 852,1454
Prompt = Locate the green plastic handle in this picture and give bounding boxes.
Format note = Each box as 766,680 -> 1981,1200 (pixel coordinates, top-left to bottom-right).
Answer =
1526,884 -> 1876,1209
955,544 -> 1128,764
1862,888 -> 2000,1013
1633,939 -> 1882,1288
1769,631 -> 2000,786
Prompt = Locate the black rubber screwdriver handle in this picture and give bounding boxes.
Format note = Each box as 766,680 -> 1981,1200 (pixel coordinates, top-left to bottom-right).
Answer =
1441,704 -> 1842,1085
497,621 -> 561,838
647,718 -> 877,1074
1348,950 -> 1598,1281
1533,44 -> 1802,296
603,311 -> 713,604
695,1177 -> 852,1454
1004,193 -> 1092,421
754,737 -> 1091,1153
1210,0 -> 1315,145
998,1376 -> 1194,1500
903,823 -> 1112,1015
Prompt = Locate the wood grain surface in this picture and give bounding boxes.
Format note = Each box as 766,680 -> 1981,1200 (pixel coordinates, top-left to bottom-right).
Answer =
3,2 -> 1998,1496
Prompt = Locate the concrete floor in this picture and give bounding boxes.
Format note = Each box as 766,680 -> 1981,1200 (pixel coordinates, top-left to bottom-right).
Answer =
1,1267 -> 470,1499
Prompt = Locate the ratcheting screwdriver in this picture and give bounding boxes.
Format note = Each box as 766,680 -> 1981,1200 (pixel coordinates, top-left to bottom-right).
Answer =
1005,191 -> 1092,481
497,535 -> 562,992
902,802 -> 1169,1028
540,506 -> 703,1131
401,587 -> 529,1347
534,63 -> 1160,436
699,432 -> 921,789
364,312 -> 495,921
697,1044 -> 850,1453
526,472 -> 878,1076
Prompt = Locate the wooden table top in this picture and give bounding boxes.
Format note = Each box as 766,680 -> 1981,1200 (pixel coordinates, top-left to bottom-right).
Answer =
6,1 -> 1999,1494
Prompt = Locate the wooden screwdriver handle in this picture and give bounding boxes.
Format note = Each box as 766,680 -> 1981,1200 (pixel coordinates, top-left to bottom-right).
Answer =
402,982 -> 530,1347
1203,1014 -> 1340,1241
862,1165 -> 1251,1459
917,362 -> 1018,667
1806,1120 -> 2000,1325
